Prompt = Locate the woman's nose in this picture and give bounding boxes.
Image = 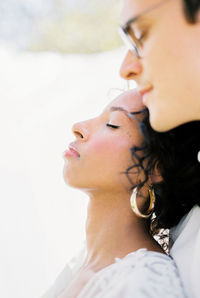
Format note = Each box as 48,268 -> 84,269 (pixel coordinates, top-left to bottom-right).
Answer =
120,50 -> 142,80
72,122 -> 88,141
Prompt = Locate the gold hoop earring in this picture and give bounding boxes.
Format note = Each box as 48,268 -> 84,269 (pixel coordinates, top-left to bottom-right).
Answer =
130,187 -> 155,218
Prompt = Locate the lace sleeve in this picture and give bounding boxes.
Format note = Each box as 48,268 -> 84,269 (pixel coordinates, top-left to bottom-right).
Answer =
78,250 -> 187,298
118,253 -> 187,298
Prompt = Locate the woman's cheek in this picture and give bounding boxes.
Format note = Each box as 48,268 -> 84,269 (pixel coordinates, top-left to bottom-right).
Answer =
87,136 -> 132,162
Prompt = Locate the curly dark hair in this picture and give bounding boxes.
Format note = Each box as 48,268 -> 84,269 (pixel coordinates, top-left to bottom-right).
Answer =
126,109 -> 200,241
182,0 -> 200,23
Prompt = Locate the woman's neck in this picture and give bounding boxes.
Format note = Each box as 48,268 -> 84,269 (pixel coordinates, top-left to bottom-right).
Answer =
82,190 -> 163,271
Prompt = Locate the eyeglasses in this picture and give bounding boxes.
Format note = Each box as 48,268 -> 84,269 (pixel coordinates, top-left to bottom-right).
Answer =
118,0 -> 169,58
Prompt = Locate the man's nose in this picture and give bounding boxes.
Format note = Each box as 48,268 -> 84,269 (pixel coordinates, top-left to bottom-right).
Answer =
120,50 -> 142,80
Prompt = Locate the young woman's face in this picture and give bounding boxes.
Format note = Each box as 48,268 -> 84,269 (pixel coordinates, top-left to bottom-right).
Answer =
63,91 -> 145,193
120,0 -> 200,132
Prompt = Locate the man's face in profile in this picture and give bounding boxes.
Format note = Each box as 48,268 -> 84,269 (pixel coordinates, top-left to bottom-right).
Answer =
120,0 -> 200,132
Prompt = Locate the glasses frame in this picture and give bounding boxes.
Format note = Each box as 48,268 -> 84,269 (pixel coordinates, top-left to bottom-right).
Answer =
118,25 -> 141,58
118,0 -> 169,58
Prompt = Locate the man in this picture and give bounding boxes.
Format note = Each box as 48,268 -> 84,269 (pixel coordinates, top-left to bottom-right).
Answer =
119,0 -> 200,132
119,1 -> 200,297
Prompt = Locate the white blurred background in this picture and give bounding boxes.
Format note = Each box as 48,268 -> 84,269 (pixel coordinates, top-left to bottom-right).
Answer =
0,1 -> 135,297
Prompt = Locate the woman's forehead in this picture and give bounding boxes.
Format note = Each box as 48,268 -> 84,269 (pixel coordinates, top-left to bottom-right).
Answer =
107,90 -> 145,112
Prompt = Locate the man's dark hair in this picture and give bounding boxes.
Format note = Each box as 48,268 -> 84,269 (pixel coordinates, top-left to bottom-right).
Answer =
183,0 -> 200,23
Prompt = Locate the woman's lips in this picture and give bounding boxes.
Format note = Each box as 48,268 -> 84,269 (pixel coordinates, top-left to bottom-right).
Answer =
63,144 -> 80,158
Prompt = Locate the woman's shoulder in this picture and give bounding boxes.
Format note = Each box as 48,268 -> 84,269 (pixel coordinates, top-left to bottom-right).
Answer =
128,248 -> 179,273
78,249 -> 187,298
127,249 -> 183,282
110,248 -> 182,280
41,248 -> 187,298
118,249 -> 187,296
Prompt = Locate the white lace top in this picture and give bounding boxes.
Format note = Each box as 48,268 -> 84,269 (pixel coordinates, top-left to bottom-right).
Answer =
42,249 -> 187,298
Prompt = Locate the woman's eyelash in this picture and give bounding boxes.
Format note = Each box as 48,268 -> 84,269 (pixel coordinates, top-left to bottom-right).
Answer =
106,123 -> 120,129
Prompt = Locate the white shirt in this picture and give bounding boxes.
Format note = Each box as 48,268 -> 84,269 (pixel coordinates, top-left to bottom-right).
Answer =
170,205 -> 200,298
42,249 -> 186,298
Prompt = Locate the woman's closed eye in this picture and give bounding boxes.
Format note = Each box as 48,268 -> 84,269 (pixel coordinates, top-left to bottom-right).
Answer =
106,123 -> 120,129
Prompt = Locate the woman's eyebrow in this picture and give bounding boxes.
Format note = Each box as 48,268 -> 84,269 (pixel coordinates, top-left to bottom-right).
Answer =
109,106 -> 145,121
109,106 -> 136,120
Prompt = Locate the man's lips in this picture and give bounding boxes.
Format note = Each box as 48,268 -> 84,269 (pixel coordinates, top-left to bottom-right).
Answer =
63,143 -> 80,158
137,85 -> 153,96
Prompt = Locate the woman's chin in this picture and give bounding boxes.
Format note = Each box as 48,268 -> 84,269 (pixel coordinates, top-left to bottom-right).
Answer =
63,167 -> 77,187
63,172 -> 79,188
63,169 -> 89,190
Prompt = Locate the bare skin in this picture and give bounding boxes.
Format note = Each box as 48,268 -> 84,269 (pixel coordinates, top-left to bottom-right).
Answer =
60,90 -> 164,297
58,193 -> 163,298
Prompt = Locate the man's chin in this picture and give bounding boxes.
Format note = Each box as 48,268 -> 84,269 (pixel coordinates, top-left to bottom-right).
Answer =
149,111 -> 178,132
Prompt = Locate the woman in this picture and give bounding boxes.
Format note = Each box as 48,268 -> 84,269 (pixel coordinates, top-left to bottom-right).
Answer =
42,90 -> 186,298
